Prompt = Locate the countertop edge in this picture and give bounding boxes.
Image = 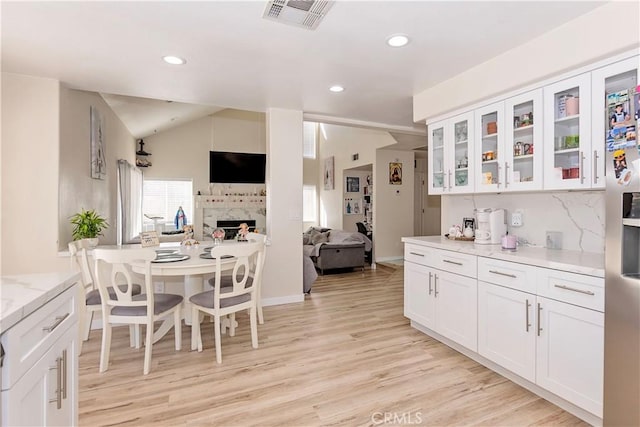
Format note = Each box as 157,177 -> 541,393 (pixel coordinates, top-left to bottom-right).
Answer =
402,236 -> 605,278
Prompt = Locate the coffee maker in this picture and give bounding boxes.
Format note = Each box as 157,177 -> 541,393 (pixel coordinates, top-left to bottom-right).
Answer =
474,208 -> 507,245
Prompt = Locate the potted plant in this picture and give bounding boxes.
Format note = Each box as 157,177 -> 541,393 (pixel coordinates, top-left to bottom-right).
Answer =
70,208 -> 109,247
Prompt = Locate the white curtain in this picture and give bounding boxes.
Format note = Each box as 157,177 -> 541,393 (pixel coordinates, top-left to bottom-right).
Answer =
117,159 -> 143,245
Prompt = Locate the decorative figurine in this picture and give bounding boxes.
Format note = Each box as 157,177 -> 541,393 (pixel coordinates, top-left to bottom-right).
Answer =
237,223 -> 249,241
181,224 -> 199,246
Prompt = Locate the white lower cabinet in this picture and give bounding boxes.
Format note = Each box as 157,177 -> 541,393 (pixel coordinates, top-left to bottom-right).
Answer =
404,261 -> 435,329
478,281 -> 536,382
536,296 -> 604,418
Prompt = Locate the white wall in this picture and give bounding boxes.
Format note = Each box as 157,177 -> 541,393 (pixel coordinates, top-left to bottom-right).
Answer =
303,123 -> 320,231
318,124 -> 397,230
263,108 -> 304,303
59,88 -> 135,249
414,2 -> 640,121
441,191 -> 605,253
342,169 -> 370,233
374,149 -> 415,261
1,73 -> 66,274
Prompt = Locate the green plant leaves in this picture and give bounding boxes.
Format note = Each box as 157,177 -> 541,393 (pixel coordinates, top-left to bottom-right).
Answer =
70,208 -> 109,240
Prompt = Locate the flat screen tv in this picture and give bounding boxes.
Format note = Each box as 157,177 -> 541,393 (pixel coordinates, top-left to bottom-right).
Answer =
209,151 -> 266,184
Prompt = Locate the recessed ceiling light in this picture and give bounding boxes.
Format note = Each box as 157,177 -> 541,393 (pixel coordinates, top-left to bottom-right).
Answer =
329,85 -> 344,93
162,55 -> 186,65
387,34 -> 409,47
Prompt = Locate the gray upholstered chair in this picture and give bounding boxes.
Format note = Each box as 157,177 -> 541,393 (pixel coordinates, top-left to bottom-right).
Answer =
93,247 -> 183,375
191,241 -> 264,363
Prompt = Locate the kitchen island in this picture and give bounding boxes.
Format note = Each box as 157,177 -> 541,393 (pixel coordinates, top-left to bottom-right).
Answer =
402,236 -> 603,427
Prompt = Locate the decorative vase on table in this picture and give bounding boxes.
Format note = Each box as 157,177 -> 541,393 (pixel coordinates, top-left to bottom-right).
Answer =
86,238 -> 99,248
212,228 -> 225,246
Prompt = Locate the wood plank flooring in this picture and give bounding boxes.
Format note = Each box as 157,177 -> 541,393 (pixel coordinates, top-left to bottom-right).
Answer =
79,266 -> 588,426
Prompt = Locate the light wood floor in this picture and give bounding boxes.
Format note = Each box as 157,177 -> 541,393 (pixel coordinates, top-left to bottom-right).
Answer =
79,266 -> 588,426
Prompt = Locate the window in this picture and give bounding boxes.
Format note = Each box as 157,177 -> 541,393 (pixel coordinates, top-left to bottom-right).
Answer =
143,179 -> 193,231
303,122 -> 317,159
303,185 -> 317,222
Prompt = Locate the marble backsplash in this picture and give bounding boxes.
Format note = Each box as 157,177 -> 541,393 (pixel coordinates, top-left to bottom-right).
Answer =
441,191 -> 605,253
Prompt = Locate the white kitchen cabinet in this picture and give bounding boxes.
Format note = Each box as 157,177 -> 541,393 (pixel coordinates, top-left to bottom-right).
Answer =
427,112 -> 475,194
404,246 -> 477,352
1,284 -> 78,427
536,296 -> 604,418
543,73 -> 593,190
591,56 -> 639,189
478,281 -> 536,382
474,101 -> 505,193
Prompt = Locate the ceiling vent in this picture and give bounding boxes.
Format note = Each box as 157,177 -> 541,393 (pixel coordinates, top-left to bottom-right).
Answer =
263,0 -> 334,30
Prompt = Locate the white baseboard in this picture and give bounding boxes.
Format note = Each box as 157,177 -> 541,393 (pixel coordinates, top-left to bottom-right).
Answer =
262,294 -> 304,307
375,256 -> 403,262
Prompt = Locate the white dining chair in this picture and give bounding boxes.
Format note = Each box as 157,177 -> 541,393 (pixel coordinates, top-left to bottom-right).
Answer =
191,241 -> 264,363
207,232 -> 267,325
93,247 -> 183,375
68,240 -> 143,352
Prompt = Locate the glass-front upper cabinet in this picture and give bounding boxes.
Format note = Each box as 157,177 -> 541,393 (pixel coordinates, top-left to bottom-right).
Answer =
427,112 -> 474,194
474,102 -> 504,193
591,56 -> 638,190
543,73 -> 592,190
504,89 -> 543,191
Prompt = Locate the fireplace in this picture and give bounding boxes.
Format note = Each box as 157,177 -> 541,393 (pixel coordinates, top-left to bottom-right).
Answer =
216,220 -> 257,240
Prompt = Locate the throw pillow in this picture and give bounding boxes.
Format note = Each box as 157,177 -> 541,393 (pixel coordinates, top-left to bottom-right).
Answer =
311,231 -> 330,245
302,234 -> 310,245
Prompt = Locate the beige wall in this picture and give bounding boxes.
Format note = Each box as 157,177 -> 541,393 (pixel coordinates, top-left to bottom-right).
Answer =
212,109 -> 266,154
414,2 -> 640,122
303,122 -> 320,231
263,108 -> 304,303
59,88 -> 135,249
374,149 -> 415,261
342,169 -> 370,234
1,73 -> 66,274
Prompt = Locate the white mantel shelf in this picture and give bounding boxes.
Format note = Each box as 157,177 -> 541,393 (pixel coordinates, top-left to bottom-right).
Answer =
402,236 -> 604,278
0,271 -> 80,333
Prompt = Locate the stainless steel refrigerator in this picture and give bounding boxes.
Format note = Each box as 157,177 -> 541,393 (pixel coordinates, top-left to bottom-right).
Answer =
604,80 -> 640,425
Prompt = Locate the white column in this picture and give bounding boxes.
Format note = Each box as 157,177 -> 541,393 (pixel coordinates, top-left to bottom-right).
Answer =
262,109 -> 304,304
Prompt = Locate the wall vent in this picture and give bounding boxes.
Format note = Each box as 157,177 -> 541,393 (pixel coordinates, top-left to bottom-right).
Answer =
263,0 -> 334,30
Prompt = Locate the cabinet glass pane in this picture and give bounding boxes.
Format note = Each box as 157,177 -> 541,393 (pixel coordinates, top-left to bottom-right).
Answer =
453,120 -> 469,187
480,112 -> 498,185
512,100 -> 535,183
553,86 -> 581,181
432,127 -> 444,189
604,70 -> 637,157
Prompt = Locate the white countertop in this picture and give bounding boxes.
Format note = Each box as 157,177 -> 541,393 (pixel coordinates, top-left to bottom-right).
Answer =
401,236 -> 605,278
0,271 -> 80,334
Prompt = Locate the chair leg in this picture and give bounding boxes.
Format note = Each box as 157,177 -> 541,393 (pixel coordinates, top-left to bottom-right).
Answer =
129,325 -> 135,347
229,313 -> 236,337
214,315 -> 222,364
99,319 -> 112,373
257,288 -> 264,325
249,307 -> 258,349
143,322 -> 153,375
191,306 -> 202,352
174,307 -> 182,351
83,310 -> 93,341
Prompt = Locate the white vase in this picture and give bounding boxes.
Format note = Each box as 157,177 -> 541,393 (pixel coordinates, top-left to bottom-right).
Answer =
86,238 -> 99,248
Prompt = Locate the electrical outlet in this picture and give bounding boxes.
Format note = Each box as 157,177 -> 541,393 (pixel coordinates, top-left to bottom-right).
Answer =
511,211 -> 523,227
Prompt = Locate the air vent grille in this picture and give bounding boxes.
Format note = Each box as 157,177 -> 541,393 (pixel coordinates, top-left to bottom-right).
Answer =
263,0 -> 334,30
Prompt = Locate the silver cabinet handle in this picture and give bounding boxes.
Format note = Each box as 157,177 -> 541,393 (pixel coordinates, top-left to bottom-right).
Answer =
593,150 -> 599,185
496,163 -> 502,188
447,170 -> 452,191
488,270 -> 516,278
43,313 -> 69,333
580,151 -> 585,184
443,259 -> 463,266
409,252 -> 425,257
554,284 -> 595,296
434,274 -> 439,297
428,272 -> 433,295
537,303 -> 543,337
62,349 -> 67,399
49,356 -> 62,409
525,299 -> 531,332
504,162 -> 509,188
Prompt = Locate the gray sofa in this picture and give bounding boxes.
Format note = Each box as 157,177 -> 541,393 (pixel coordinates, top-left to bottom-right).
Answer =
303,228 -> 372,275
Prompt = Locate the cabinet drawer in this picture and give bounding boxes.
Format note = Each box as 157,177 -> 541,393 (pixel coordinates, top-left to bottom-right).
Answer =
404,244 -> 433,267
432,249 -> 477,278
478,257 -> 537,294
1,285 -> 77,390
537,268 -> 604,312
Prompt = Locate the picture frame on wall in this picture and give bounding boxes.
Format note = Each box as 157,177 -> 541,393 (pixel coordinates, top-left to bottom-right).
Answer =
324,156 -> 335,190
344,198 -> 362,215
90,106 -> 106,180
389,162 -> 402,185
346,176 -> 360,192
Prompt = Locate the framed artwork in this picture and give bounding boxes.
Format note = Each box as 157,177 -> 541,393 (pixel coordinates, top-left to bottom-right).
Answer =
90,106 -> 106,179
344,198 -> 362,215
139,231 -> 159,247
389,162 -> 402,185
346,176 -> 360,192
324,156 -> 335,190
